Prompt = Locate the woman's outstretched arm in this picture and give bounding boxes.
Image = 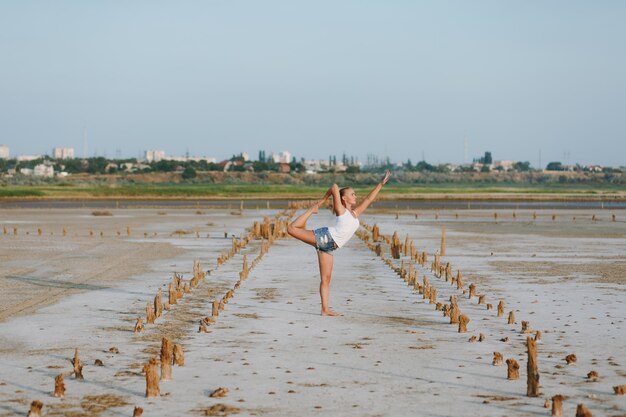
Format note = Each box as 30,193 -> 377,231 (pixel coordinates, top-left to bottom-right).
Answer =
353,171 -> 391,217
329,183 -> 344,216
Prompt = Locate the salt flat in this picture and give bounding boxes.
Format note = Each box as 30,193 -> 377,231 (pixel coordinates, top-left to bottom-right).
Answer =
0,206 -> 624,416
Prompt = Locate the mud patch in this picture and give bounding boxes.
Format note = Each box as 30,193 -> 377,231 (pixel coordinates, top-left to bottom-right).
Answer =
376,316 -> 437,327
253,288 -> 279,301
81,394 -> 129,414
194,403 -> 241,416
491,261 -> 626,285
234,313 -> 260,319
475,394 -> 519,401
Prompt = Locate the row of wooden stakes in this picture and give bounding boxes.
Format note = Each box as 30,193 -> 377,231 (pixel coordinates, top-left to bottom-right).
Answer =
27,209 -> 296,416
357,222 -> 616,416
140,209 -> 295,400
392,211 -> 618,223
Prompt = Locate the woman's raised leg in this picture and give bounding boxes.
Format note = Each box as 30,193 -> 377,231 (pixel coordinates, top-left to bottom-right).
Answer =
287,202 -> 321,247
317,251 -> 341,316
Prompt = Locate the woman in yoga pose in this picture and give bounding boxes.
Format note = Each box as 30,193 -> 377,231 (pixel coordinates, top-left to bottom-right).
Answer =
287,171 -> 391,316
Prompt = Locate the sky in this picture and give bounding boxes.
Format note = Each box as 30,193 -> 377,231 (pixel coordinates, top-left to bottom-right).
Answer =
1,0 -> 625,167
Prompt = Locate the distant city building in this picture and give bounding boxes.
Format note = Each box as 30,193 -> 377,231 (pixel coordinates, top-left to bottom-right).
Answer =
277,162 -> 291,173
241,152 -> 250,161
0,145 -> 9,159
52,147 -> 75,159
16,155 -> 42,162
145,150 -> 166,162
166,155 -> 216,163
493,160 -> 516,171
304,159 -> 323,174
34,163 -> 54,177
271,151 -> 291,164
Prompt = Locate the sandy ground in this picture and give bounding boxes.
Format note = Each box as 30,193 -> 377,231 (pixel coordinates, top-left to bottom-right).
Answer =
0,206 -> 624,416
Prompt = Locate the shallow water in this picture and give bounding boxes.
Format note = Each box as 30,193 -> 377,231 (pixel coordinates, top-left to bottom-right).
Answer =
2,198 -> 626,210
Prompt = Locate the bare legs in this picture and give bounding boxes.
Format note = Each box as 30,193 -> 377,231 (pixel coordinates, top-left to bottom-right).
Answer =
318,251 -> 341,316
288,201 -> 341,316
286,202 -> 320,247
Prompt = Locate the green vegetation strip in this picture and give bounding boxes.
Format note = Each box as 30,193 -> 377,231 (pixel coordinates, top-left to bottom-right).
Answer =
1,183 -> 624,199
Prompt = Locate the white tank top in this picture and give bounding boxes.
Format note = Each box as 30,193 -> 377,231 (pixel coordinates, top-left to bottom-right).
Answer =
327,209 -> 360,248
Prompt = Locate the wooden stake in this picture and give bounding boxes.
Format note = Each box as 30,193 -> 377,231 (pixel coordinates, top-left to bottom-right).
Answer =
478,295 -> 486,305
440,226 -> 446,256
144,357 -> 159,398
154,288 -> 163,318
613,384 -> 626,394
551,395 -> 564,417
212,300 -> 219,317
521,320 -> 531,333
27,400 -> 43,417
492,352 -> 503,366
508,311 -> 516,325
534,330 -> 541,342
526,337 -> 540,397
450,297 -> 460,324
506,358 -> 520,380
173,344 -> 184,366
429,288 -> 437,305
133,406 -> 144,417
404,235 -> 410,257
72,348 -> 83,379
146,302 -> 155,324
497,300 -> 504,317
468,283 -> 476,299
456,271 -> 463,289
160,337 -> 173,381
458,314 -> 470,333
54,374 -> 65,398
575,404 -> 593,417
565,354 -> 577,365
134,317 -> 144,333
168,282 -> 176,305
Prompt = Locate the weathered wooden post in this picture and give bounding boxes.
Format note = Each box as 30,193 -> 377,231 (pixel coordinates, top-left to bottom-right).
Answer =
497,300 -> 505,317
173,344 -> 184,366
54,374 -> 65,398
551,395 -> 564,417
575,404 -> 593,417
72,348 -> 83,379
440,226 -> 446,256
508,311 -> 516,325
144,357 -> 159,398
506,358 -> 520,380
527,337 -> 540,397
27,401 -> 43,417
160,337 -> 173,381
154,288 -> 163,318
134,318 -> 144,333
458,315 -> 469,333
146,302 -> 156,324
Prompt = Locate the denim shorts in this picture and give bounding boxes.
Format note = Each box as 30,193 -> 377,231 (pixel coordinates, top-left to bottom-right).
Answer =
313,227 -> 338,253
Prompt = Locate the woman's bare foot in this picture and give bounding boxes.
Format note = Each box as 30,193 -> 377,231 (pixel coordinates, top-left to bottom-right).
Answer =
321,309 -> 343,316
310,199 -> 325,214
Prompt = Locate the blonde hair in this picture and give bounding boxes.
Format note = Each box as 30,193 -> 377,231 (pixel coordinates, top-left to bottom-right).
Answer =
339,187 -> 352,206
